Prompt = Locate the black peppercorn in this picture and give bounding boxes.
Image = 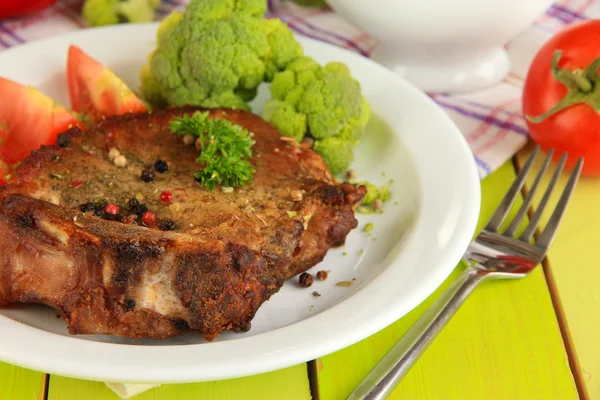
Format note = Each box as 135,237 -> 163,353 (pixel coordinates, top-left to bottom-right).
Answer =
104,212 -> 120,221
299,272 -> 314,288
56,133 -> 71,148
316,270 -> 328,281
93,198 -> 108,210
141,168 -> 154,183
94,209 -> 108,219
158,218 -> 176,231
79,202 -> 95,213
133,204 -> 149,217
235,321 -> 252,333
127,197 -> 140,209
154,159 -> 168,173
124,300 -> 136,310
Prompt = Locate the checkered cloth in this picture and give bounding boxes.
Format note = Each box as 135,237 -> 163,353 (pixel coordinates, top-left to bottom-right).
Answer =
0,0 -> 596,397
1,0 -> 598,179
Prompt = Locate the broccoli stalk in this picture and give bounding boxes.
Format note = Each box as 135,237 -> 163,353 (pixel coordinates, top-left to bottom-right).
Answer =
82,0 -> 160,26
142,0 -> 303,110
263,56 -> 371,175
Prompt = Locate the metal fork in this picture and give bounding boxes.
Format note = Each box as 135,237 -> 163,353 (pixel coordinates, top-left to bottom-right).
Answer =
347,147 -> 583,400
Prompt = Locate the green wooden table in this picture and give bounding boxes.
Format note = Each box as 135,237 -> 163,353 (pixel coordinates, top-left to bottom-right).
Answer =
1,145 -> 593,399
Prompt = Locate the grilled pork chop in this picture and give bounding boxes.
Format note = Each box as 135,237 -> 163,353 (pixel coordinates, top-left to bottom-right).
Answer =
0,107 -> 365,340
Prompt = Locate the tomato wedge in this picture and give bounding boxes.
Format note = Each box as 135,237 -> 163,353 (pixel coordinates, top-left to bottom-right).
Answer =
0,0 -> 56,19
67,45 -> 147,122
0,77 -> 84,165
0,159 -> 10,185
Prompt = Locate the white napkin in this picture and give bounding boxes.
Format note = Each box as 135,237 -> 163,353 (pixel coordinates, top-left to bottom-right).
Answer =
105,382 -> 161,399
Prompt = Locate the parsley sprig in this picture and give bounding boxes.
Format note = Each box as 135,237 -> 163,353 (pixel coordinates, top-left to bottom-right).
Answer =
169,112 -> 256,190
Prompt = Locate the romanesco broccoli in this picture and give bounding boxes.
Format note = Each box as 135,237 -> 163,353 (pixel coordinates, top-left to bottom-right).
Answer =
82,0 -> 159,27
263,19 -> 304,82
313,137 -> 355,175
156,9 -> 183,41
140,10 -> 183,107
360,181 -> 379,205
142,0 -> 303,110
263,56 -> 370,174
355,180 -> 392,214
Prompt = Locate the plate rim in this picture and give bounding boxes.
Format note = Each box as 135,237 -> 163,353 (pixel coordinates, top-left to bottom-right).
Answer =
0,22 -> 481,383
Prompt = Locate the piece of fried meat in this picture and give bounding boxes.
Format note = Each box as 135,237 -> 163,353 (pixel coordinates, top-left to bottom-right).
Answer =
0,107 -> 365,340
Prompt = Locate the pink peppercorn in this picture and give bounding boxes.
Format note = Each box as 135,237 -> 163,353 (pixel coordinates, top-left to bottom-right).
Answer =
160,191 -> 173,204
142,211 -> 157,227
104,204 -> 119,215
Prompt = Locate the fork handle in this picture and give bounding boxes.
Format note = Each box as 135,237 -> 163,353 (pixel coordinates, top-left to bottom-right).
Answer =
346,267 -> 488,400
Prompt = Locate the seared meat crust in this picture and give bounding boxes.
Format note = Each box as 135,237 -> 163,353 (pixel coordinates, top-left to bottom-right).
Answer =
0,107 -> 365,340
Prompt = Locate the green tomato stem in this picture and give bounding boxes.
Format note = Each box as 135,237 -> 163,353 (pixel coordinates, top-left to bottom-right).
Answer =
526,50 -> 600,123
571,70 -> 592,93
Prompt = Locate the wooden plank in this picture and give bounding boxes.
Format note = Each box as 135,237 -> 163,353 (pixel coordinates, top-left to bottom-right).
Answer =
47,364 -> 311,400
316,161 -> 579,399
516,144 -> 599,399
0,361 -> 47,400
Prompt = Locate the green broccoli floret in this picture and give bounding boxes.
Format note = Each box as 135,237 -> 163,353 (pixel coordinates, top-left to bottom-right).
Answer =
263,100 -> 306,142
82,0 -> 159,27
140,61 -> 164,107
378,185 -> 391,202
263,56 -> 371,174
263,19 -> 304,82
357,181 -> 392,215
313,137 -> 355,176
156,9 -> 183,42
139,11 -> 183,108
365,182 -> 392,205
359,181 -> 379,205
143,0 -> 303,110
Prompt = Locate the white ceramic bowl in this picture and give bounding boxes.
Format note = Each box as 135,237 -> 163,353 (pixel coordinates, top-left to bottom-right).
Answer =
326,0 -> 555,93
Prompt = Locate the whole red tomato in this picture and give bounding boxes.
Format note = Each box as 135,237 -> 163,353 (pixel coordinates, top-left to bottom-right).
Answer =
523,19 -> 600,176
0,0 -> 56,20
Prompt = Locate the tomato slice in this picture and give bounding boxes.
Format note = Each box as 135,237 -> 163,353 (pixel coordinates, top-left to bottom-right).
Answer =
0,77 -> 84,165
67,45 -> 147,122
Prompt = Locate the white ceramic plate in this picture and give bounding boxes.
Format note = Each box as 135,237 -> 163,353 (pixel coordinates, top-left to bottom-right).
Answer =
0,23 -> 480,383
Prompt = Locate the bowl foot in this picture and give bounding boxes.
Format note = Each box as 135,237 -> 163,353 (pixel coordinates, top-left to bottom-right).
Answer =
371,46 -> 511,94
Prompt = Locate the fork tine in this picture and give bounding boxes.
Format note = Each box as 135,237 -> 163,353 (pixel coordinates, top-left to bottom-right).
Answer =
504,149 -> 554,237
535,156 -> 583,249
520,152 -> 567,242
485,146 -> 540,232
